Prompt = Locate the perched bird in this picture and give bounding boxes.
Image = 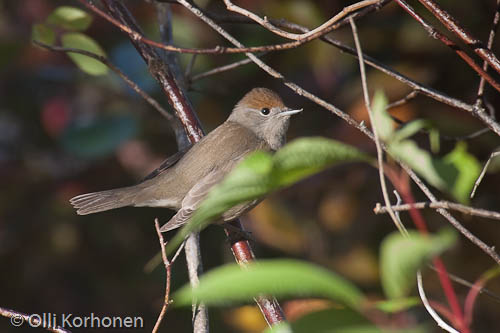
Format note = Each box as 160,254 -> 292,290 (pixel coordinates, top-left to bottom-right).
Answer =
70,88 -> 302,232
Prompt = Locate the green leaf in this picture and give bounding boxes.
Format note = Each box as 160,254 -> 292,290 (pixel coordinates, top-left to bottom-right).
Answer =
443,142 -> 480,204
173,259 -> 364,309
389,140 -> 454,191
47,6 -> 92,31
390,119 -> 429,143
371,90 -> 393,141
374,297 -> 420,313
380,229 -> 457,299
166,137 -> 371,254
272,137 -> 372,186
61,32 -> 108,75
32,24 -> 55,46
267,308 -> 380,333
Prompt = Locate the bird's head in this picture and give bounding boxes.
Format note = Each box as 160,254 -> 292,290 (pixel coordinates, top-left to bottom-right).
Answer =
228,87 -> 302,150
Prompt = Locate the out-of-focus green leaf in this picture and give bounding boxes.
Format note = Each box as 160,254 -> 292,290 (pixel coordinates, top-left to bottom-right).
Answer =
391,119 -> 429,143
374,297 -> 420,313
61,32 -> 108,75
47,6 -> 92,31
173,259 -> 364,309
443,142 -> 480,204
372,90 -> 393,141
166,137 -> 371,254
389,140 -> 455,191
61,114 -> 137,158
267,308 -> 379,333
32,24 -> 55,46
380,229 -> 457,299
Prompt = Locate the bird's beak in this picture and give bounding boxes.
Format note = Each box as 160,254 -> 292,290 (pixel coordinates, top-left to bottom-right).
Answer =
279,108 -> 303,117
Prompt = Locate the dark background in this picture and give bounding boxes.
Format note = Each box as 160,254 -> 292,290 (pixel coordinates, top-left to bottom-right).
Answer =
1,0 -> 500,332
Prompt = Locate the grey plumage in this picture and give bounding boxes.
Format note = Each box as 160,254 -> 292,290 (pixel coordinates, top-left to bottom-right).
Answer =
70,88 -> 302,232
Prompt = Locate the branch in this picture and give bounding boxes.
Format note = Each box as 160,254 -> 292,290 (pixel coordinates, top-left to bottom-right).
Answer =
394,0 -> 500,96
374,201 -> 500,221
0,307 -> 71,333
475,0 -> 500,107
223,0 -> 380,40
416,0 -> 500,76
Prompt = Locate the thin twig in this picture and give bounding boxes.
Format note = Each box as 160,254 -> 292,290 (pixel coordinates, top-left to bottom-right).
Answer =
394,0 -> 500,95
475,0 -> 500,107
152,218 -> 173,333
386,91 -> 419,110
190,53 -> 266,82
76,0 -> 353,55
0,307 -> 71,333
349,17 -> 408,236
223,0 -> 380,40
415,0 -> 500,76
417,271 -> 460,333
374,201 -> 500,221
471,150 -> 500,199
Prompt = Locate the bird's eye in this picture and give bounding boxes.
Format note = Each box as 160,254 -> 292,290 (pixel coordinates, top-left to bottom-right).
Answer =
260,107 -> 270,115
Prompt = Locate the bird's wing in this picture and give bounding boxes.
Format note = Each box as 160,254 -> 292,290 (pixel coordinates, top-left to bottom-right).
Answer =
141,145 -> 192,182
159,159 -> 237,232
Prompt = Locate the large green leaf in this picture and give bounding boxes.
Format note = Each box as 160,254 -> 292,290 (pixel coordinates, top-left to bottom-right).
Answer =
165,137 -> 371,254
47,6 -> 92,31
61,32 -> 108,75
173,259 -> 364,309
266,308 -> 428,333
380,229 -> 457,299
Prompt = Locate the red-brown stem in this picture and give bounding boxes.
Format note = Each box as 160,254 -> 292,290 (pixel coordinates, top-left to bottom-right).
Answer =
394,0 -> 500,94
223,220 -> 286,325
388,170 -> 469,333
416,0 -> 500,76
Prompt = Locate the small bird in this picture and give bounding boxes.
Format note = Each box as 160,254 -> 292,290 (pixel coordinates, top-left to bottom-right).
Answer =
70,88 -> 302,232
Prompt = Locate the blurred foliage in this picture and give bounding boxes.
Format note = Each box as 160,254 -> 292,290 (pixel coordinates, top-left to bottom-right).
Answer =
1,0 -> 500,332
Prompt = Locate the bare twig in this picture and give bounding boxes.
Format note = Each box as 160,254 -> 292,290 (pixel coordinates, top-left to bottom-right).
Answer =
350,17 -> 408,236
190,53 -> 266,82
394,0 -> 500,96
471,150 -> 500,199
386,91 -> 419,110
0,307 -> 71,333
76,0 -> 354,55
374,201 -> 500,221
475,0 -> 500,107
417,271 -> 460,333
223,0 -> 380,40
415,0 -> 500,76
152,218 -> 173,333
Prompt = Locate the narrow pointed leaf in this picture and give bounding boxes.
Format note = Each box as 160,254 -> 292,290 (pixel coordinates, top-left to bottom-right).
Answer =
372,90 -> 393,141
173,259 -> 364,309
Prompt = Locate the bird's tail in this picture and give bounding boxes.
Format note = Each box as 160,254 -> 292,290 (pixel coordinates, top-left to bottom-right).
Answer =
70,187 -> 138,215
